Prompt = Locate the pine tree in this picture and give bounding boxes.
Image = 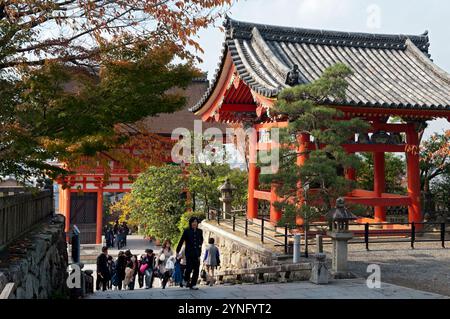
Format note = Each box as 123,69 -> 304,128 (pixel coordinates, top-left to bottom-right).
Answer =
261,64 -> 369,229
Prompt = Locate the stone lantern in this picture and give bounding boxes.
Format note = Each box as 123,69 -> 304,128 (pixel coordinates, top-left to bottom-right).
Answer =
328,197 -> 357,232
218,178 -> 236,219
327,198 -> 357,278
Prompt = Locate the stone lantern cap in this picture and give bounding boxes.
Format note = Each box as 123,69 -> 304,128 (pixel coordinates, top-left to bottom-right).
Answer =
328,198 -> 357,222
218,178 -> 236,192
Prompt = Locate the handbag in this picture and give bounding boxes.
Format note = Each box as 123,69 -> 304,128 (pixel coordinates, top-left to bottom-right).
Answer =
139,263 -> 148,274
200,268 -> 207,281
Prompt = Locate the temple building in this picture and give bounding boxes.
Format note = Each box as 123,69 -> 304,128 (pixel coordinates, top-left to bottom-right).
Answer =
57,77 -> 226,244
191,18 -> 450,226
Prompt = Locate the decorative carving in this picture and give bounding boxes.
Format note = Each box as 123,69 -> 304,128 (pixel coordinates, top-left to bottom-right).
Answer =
285,64 -> 301,86
388,132 -> 403,144
357,133 -> 371,144
371,131 -> 391,144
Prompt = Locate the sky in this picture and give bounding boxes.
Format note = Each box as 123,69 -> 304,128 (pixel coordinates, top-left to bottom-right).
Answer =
195,0 -> 450,138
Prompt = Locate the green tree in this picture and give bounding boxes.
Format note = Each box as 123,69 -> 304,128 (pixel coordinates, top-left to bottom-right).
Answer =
187,163 -> 248,214
0,0 -> 232,182
261,64 -> 369,228
357,153 -> 406,194
126,165 -> 188,243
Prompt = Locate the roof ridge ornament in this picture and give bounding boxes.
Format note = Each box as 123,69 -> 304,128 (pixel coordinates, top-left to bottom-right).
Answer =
285,64 -> 301,86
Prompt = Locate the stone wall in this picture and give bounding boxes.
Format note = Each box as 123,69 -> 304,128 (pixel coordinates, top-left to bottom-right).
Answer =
0,215 -> 69,299
200,222 -> 275,270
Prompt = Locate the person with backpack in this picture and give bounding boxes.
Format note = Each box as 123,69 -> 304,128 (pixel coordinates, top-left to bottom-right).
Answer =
113,251 -> 127,290
203,238 -> 220,286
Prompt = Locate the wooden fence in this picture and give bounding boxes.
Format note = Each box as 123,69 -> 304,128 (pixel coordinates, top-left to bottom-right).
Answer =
0,190 -> 54,250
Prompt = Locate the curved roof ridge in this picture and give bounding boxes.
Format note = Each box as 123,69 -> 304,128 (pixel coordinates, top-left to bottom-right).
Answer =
224,16 -> 430,54
405,38 -> 450,87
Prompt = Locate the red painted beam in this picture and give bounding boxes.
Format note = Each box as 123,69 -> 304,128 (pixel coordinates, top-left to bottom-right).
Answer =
338,106 -> 450,119
342,144 -> 406,153
345,196 -> 412,206
254,190 -> 271,201
220,104 -> 257,112
370,123 -> 409,133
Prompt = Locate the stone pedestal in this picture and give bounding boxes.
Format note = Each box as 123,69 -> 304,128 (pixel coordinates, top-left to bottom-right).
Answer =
327,231 -> 356,279
221,198 -> 232,220
310,253 -> 329,285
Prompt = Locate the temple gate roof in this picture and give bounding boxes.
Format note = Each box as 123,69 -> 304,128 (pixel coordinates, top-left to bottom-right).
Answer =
192,17 -> 450,117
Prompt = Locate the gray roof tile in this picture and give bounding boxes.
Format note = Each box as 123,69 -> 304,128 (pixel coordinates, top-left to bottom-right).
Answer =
191,17 -> 450,113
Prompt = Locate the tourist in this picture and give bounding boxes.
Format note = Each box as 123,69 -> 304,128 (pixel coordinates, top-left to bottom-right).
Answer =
123,257 -> 135,290
114,251 -> 127,290
105,227 -> 115,248
117,227 -> 125,249
157,240 -> 174,289
177,246 -> 187,287
142,249 -> 156,289
137,254 -> 146,288
113,220 -> 119,235
106,255 -> 115,290
203,238 -> 220,286
96,246 -> 110,292
176,217 -> 203,290
122,222 -> 130,246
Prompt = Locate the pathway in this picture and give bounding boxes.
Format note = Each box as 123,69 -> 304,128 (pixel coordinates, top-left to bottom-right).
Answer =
88,279 -> 447,299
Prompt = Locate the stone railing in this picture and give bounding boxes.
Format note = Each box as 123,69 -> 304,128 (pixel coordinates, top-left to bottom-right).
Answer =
0,214 -> 68,299
0,190 -> 54,250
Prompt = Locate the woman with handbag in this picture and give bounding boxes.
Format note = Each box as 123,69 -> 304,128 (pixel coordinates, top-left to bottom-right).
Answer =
203,238 -> 220,286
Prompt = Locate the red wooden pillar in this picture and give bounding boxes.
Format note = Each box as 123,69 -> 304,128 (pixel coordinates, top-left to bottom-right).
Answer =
270,183 -> 282,224
64,188 -> 71,233
247,129 -> 259,220
96,190 -> 104,244
406,124 -> 422,225
373,152 -> 386,222
295,133 -> 310,225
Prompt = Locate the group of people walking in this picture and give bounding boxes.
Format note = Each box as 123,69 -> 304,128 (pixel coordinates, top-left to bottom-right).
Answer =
96,217 -> 221,292
104,220 -> 130,249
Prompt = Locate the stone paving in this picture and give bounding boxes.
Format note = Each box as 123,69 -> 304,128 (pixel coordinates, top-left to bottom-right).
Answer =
341,242 -> 450,297
88,279 -> 447,299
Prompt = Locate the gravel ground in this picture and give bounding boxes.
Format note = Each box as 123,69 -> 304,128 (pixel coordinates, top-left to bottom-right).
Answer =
322,241 -> 450,297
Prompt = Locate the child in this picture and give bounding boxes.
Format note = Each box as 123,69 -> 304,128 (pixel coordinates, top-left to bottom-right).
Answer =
203,238 -> 220,286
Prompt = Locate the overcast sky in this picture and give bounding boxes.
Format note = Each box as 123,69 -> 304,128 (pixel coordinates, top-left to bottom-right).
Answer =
195,0 -> 450,138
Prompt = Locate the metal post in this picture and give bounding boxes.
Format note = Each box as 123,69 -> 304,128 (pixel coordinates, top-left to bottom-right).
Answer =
233,215 -> 236,232
245,219 -> 248,237
261,218 -> 264,243
284,225 -> 288,254
441,223 -> 446,249
304,230 -> 309,258
293,234 -> 301,263
365,223 -> 370,251
316,234 -> 323,254
411,222 -> 416,249
71,225 -> 80,263
217,210 -> 220,225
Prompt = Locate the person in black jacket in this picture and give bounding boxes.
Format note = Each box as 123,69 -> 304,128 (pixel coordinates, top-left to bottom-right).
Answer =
115,251 -> 127,290
96,246 -> 110,291
176,217 -> 203,290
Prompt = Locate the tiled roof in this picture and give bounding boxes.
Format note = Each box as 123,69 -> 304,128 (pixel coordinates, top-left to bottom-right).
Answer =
191,17 -> 450,112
